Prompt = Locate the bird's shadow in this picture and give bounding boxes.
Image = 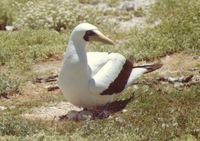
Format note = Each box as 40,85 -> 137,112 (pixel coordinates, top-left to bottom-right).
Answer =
59,95 -> 135,121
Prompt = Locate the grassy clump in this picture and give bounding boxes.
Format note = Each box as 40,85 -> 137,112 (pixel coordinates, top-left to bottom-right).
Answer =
54,85 -> 199,140
0,29 -> 68,68
0,1 -> 13,30
0,73 -> 20,97
0,0 -> 30,30
148,0 -> 198,22
0,117 -> 40,137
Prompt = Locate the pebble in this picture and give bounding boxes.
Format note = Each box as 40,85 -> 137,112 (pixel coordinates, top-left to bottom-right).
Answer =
0,106 -> 7,110
9,106 -> 15,110
174,82 -> 184,88
119,1 -> 135,11
122,109 -> 127,112
167,77 -> 178,83
190,67 -> 200,71
133,85 -> 139,90
5,26 -> 14,31
161,123 -> 169,128
132,112 -> 137,117
115,117 -> 124,122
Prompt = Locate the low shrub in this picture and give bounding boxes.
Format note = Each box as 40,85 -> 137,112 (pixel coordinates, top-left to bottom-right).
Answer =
0,1 -> 13,30
13,0 -> 104,31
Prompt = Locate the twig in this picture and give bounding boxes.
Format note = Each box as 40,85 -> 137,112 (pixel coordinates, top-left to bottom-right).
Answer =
47,86 -> 59,91
0,93 -> 10,99
33,75 -> 58,84
156,74 -> 194,83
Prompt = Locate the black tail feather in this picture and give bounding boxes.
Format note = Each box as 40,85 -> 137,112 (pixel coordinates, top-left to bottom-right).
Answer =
133,63 -> 163,74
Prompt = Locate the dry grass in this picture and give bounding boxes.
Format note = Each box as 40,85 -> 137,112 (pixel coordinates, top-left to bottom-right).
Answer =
143,51 -> 200,77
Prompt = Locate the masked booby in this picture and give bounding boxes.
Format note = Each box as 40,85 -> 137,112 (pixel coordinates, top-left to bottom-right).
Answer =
58,23 -> 163,109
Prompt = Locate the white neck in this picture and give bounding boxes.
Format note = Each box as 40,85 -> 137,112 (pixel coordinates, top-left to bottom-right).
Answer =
62,36 -> 88,71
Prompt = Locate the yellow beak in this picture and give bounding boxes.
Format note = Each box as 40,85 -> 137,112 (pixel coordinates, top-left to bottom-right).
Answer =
89,30 -> 115,45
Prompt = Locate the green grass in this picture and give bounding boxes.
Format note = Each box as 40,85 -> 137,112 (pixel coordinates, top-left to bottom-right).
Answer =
88,0 -> 200,61
1,85 -> 200,140
0,73 -> 20,97
0,1 -> 13,30
0,117 -> 40,137
0,0 -> 200,140
113,0 -> 200,61
0,29 -> 68,68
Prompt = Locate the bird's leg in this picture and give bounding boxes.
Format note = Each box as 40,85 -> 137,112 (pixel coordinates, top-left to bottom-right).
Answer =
103,102 -> 110,116
104,103 -> 109,111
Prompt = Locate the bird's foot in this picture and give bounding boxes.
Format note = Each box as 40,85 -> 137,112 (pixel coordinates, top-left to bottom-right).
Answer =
78,108 -> 93,121
98,103 -> 111,118
59,110 -> 79,121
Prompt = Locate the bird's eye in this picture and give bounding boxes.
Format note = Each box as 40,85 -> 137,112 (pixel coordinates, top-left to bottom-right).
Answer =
86,31 -> 91,35
83,30 -> 95,41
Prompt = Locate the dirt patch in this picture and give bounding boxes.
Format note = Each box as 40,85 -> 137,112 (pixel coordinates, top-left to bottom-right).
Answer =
149,52 -> 200,77
22,102 -> 82,121
18,81 -> 60,101
32,59 -> 63,74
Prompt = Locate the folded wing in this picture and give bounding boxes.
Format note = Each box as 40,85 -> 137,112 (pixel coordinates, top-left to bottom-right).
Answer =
89,53 -> 133,95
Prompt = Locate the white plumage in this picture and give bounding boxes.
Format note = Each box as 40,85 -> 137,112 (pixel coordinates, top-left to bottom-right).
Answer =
58,23 -> 162,108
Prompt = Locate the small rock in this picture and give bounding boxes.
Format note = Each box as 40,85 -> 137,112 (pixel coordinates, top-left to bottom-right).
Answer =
5,26 -> 14,31
190,67 -> 200,71
104,7 -> 116,12
108,115 -> 113,119
194,56 -> 200,59
162,123 -> 169,128
168,77 -> 178,83
122,109 -> 127,112
78,111 -> 93,121
174,82 -> 184,88
115,117 -> 124,122
133,85 -> 139,90
160,81 -> 169,85
178,75 -> 185,82
44,86 -> 50,89
0,106 -> 7,110
120,1 -> 135,11
48,107 -> 57,110
132,112 -> 137,117
9,106 -> 15,110
166,55 -> 171,59
172,123 -> 178,127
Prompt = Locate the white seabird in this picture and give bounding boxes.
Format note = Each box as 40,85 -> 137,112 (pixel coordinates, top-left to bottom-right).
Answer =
58,23 -> 163,110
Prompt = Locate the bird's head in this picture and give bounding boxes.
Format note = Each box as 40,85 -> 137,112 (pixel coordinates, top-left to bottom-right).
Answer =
70,23 -> 115,45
